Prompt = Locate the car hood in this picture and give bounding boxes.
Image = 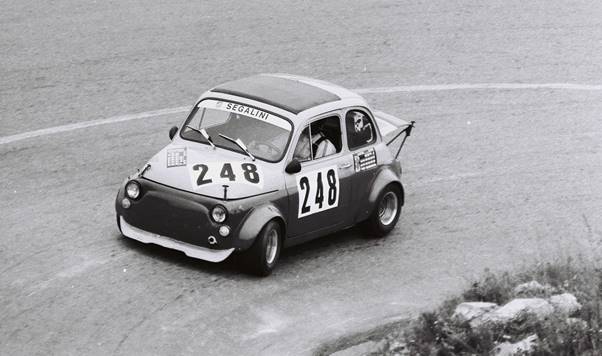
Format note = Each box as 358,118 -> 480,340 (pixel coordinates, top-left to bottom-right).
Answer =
142,142 -> 283,200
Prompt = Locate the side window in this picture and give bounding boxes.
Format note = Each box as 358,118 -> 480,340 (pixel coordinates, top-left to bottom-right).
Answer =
310,116 -> 341,159
345,110 -> 375,150
293,116 -> 342,162
293,127 -> 312,162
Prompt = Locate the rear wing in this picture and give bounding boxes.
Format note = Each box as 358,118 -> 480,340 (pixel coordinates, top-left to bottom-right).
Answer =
373,110 -> 415,159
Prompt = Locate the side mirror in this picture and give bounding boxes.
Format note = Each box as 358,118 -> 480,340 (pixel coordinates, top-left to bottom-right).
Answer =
169,126 -> 178,140
285,159 -> 301,174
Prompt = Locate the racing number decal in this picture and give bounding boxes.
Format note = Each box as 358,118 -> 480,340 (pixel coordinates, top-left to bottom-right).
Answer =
219,163 -> 236,181
241,163 -> 260,183
296,166 -> 339,218
299,177 -> 311,214
193,164 -> 212,185
190,162 -> 262,188
326,169 -> 337,205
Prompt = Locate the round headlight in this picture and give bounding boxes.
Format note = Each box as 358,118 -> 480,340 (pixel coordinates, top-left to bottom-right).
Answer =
125,181 -> 141,200
211,205 -> 227,223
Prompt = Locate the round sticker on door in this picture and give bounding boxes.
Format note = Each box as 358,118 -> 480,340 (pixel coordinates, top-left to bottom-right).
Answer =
295,166 -> 339,218
188,161 -> 263,189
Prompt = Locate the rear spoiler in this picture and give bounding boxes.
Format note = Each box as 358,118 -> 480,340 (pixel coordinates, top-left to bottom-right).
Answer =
373,110 -> 415,159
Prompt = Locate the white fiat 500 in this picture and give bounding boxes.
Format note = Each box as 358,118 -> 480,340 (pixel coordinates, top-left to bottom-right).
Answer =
116,74 -> 414,276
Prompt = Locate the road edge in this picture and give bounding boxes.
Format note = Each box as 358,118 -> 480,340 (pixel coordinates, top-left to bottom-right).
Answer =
313,317 -> 412,356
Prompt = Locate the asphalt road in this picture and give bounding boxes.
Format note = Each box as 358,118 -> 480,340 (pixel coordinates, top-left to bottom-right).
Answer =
1,1 -> 602,355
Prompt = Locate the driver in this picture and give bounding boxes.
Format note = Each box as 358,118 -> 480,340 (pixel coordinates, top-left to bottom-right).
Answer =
249,132 -> 287,159
312,129 -> 336,158
293,126 -> 335,160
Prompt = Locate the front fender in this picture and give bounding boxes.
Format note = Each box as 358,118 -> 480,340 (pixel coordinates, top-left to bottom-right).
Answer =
356,164 -> 404,222
235,204 -> 285,250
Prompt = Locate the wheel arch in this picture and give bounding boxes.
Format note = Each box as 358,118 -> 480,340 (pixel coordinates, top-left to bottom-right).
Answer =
235,204 -> 286,251
356,167 -> 404,223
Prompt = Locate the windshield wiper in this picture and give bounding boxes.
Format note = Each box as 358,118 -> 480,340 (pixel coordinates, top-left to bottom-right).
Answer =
218,133 -> 255,161
186,125 -> 215,149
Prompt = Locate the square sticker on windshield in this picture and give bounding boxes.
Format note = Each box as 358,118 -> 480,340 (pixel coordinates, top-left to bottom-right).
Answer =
167,148 -> 187,167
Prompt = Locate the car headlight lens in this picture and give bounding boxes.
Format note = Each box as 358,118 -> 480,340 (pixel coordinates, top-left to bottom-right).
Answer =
125,180 -> 141,200
211,205 -> 227,223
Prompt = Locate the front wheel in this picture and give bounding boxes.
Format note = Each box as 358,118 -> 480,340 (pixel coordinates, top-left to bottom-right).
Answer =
364,184 -> 402,237
239,220 -> 282,276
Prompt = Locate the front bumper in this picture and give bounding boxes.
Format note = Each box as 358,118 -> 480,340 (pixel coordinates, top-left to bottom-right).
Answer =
120,216 -> 234,262
116,178 -> 249,250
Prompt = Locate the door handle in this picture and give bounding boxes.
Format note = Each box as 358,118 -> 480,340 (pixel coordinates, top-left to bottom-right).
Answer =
339,162 -> 352,169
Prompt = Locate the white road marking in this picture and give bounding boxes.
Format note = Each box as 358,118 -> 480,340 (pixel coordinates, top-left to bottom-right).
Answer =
414,172 -> 484,186
353,82 -> 602,94
2,83 -> 602,145
19,250 -> 135,296
0,106 -> 189,145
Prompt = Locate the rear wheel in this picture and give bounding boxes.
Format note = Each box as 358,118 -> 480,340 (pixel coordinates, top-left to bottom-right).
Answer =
364,184 -> 402,237
240,220 -> 282,276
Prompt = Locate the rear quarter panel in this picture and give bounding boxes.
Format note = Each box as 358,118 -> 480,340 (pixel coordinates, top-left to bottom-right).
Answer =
353,142 -> 404,223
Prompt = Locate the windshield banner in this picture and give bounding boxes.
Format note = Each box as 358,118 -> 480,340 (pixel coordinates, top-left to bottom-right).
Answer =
198,99 -> 291,131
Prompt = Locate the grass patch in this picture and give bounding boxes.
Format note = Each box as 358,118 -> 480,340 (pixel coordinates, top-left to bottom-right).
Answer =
371,261 -> 602,355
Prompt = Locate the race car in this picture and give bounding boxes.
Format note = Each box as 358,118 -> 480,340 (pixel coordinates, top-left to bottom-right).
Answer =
115,74 -> 414,276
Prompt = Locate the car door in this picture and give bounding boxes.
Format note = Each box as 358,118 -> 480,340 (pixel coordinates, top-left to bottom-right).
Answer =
284,114 -> 355,238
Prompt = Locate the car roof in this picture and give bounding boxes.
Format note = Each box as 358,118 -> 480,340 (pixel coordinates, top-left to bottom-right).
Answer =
209,74 -> 363,115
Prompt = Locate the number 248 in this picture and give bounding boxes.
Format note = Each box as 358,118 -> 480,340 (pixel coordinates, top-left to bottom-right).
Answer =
299,169 -> 337,214
192,163 -> 259,185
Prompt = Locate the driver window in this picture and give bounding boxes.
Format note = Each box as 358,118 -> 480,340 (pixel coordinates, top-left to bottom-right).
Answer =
293,127 -> 312,162
345,110 -> 375,150
293,116 -> 341,162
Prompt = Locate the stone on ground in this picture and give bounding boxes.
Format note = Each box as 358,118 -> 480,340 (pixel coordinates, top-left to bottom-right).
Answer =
549,293 -> 581,316
493,334 -> 538,356
566,317 -> 588,330
452,302 -> 498,323
476,298 -> 554,327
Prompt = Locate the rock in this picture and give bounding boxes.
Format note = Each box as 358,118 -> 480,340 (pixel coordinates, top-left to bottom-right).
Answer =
492,334 -> 538,356
330,340 -> 379,356
452,302 -> 498,323
513,281 -> 554,297
549,293 -> 581,316
475,298 -> 554,327
566,317 -> 588,330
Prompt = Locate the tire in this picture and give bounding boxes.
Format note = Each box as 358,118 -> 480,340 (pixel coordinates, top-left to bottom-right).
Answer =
239,220 -> 282,276
363,184 -> 402,237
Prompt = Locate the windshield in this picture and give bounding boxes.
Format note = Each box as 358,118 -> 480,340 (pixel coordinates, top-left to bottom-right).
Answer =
180,99 -> 293,162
